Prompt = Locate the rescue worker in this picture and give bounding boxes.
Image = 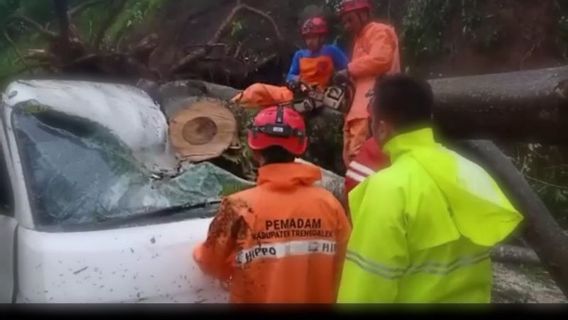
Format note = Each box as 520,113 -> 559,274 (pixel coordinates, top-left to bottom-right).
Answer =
193,106 -> 351,303
335,0 -> 401,167
338,75 -> 524,303
344,138 -> 389,195
232,16 -> 349,108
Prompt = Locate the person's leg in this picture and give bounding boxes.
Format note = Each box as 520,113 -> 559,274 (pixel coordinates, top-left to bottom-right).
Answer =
343,118 -> 370,167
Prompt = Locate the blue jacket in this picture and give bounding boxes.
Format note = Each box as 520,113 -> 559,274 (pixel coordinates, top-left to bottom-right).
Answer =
286,45 -> 349,85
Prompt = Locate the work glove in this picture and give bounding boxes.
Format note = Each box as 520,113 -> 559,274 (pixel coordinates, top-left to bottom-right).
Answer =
333,69 -> 350,85
287,78 -> 301,92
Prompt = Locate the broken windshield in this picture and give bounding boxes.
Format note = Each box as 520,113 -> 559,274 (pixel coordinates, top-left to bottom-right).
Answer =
11,103 -> 253,230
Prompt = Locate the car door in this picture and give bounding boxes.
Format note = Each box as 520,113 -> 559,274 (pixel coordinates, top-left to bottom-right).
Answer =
0,141 -> 17,303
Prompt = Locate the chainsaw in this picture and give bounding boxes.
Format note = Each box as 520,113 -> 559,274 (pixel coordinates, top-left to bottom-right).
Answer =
286,80 -> 354,115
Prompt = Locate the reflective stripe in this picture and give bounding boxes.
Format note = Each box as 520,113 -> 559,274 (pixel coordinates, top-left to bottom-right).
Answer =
345,250 -> 406,280
346,250 -> 491,279
236,240 -> 337,265
346,170 -> 366,183
404,251 -> 490,276
350,161 -> 375,176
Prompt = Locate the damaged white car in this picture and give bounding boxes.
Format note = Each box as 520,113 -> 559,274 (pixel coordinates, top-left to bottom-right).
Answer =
0,80 -> 256,303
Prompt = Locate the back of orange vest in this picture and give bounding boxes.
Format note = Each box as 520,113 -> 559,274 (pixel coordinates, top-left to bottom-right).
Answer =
228,185 -> 350,303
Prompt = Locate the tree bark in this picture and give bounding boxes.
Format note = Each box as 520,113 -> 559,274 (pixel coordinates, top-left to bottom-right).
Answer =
431,66 -> 568,143
453,140 -> 568,299
491,245 -> 541,266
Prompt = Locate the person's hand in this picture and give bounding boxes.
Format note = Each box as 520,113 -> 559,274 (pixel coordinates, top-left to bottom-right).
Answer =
287,78 -> 300,92
333,69 -> 350,85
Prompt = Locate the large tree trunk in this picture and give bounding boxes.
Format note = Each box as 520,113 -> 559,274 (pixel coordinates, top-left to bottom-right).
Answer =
454,140 -> 568,298
431,66 -> 568,143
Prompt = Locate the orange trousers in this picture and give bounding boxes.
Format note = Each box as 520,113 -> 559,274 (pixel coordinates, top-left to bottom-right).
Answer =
343,118 -> 370,167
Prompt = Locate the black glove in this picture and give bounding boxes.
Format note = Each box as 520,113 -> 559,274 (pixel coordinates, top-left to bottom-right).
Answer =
287,79 -> 301,92
333,69 -> 350,85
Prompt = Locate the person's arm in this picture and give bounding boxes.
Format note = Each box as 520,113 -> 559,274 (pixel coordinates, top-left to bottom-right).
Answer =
327,45 -> 350,71
193,198 -> 240,283
348,26 -> 397,79
337,176 -> 409,303
286,51 -> 302,83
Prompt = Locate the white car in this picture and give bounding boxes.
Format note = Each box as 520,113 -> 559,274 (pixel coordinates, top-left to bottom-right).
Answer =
0,80 -> 255,303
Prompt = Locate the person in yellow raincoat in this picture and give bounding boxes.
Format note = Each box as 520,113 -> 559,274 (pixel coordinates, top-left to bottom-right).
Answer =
232,16 -> 349,108
335,0 -> 401,167
338,74 -> 524,303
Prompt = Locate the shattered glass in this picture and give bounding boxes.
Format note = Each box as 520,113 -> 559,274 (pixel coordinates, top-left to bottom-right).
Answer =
11,103 -> 254,230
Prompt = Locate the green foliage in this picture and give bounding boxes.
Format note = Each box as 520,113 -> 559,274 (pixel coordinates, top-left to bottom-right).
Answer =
72,0 -> 166,47
0,0 -> 167,85
510,144 -> 568,229
401,0 -> 455,64
104,0 -> 165,44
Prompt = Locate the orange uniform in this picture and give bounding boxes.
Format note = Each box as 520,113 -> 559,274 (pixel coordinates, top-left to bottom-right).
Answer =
193,162 -> 351,303
343,22 -> 401,166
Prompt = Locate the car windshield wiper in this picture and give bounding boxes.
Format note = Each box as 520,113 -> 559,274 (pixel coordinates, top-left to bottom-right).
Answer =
140,199 -> 222,219
47,200 -> 223,233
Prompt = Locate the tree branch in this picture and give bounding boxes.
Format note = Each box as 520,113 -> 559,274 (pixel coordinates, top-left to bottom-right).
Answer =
171,1 -> 282,75
211,3 -> 282,44
526,176 -> 568,191
94,0 -> 128,50
3,30 -> 29,69
5,14 -> 58,40
69,0 -> 109,16
240,5 -> 282,41
53,0 -> 71,41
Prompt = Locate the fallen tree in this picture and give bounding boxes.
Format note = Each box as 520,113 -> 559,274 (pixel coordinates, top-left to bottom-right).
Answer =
491,245 -> 541,266
431,66 -> 568,143
454,140 -> 568,298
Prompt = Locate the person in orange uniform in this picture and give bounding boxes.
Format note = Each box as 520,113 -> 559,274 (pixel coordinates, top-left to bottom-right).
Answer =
193,106 -> 351,303
232,17 -> 349,108
344,102 -> 390,196
344,138 -> 389,195
336,0 -> 401,167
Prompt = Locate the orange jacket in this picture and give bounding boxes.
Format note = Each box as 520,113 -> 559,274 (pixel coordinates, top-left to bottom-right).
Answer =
193,163 -> 351,303
346,22 -> 401,123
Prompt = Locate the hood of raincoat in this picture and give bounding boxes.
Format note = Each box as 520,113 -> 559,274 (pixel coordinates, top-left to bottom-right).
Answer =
384,128 -> 524,247
257,163 -> 322,190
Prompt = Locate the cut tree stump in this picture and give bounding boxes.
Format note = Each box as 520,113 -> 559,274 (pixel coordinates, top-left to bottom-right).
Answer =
169,99 -> 238,162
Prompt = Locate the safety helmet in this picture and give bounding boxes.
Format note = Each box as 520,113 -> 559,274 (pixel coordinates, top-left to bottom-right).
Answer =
248,106 -> 308,156
301,16 -> 329,37
339,0 -> 372,16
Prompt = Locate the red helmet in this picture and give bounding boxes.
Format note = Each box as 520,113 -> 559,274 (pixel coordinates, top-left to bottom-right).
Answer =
339,0 -> 372,16
301,17 -> 329,37
248,106 -> 308,156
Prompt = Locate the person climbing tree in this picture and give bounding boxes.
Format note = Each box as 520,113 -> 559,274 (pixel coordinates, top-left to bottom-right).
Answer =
232,16 -> 348,108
